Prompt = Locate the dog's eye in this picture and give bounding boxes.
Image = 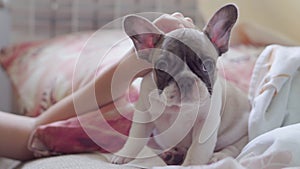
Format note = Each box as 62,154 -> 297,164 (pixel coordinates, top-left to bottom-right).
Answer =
202,59 -> 215,72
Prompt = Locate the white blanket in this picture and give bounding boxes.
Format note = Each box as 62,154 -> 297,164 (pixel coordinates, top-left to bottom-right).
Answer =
248,45 -> 300,140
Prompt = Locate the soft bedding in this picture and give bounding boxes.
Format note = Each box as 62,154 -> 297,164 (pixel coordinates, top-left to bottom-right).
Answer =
1,22 -> 300,169
248,45 -> 300,140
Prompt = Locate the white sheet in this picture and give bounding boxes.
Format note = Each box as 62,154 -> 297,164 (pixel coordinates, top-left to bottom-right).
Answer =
248,45 -> 300,140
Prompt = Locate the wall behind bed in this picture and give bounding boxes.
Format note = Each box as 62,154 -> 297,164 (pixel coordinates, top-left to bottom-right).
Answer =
5,0 -> 204,43
198,0 -> 300,44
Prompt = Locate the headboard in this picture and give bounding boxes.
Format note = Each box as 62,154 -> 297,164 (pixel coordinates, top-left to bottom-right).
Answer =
4,0 -> 204,43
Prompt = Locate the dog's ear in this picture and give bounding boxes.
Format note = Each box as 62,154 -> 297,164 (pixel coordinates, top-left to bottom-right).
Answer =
203,4 -> 238,56
123,15 -> 163,62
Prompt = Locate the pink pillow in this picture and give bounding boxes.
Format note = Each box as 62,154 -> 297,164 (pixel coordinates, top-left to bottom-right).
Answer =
0,30 -> 131,117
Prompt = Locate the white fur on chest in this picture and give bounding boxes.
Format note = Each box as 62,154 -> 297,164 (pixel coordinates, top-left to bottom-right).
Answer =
136,73 -> 209,149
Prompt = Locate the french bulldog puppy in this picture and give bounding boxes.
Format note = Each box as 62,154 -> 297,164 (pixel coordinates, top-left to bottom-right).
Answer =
111,4 -> 250,166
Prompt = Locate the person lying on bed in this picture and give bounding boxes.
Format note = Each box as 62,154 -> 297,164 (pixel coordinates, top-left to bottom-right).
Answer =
0,12 -> 195,161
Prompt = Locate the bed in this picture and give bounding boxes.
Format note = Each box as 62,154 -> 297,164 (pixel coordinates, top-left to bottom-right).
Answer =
1,1 -> 300,169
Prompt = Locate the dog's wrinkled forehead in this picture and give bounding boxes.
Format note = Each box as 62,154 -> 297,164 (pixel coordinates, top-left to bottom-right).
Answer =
153,29 -> 217,94
160,28 -> 219,62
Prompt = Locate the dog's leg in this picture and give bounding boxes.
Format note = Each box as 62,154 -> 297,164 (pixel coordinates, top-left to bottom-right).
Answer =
111,73 -> 158,164
111,112 -> 154,164
209,135 -> 248,163
182,127 -> 218,166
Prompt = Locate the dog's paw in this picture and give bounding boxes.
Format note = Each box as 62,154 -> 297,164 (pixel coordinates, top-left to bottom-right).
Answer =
208,152 -> 229,164
111,155 -> 133,164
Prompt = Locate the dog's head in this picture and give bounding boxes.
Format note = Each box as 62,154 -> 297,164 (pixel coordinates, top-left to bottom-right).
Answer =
123,4 -> 238,105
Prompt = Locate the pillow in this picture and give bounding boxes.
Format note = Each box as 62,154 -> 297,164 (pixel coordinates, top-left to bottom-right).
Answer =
0,30 -> 131,116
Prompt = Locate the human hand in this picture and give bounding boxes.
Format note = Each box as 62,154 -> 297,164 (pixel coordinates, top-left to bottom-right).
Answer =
153,12 -> 195,33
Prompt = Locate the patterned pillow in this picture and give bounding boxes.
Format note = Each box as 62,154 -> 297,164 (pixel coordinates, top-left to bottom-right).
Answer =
0,30 -> 131,117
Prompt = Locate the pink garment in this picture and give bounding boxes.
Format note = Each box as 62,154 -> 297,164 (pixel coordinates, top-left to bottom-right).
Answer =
29,88 -> 138,157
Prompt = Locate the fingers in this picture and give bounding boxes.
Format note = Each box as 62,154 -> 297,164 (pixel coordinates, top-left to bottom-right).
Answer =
171,12 -> 195,28
171,12 -> 193,23
172,12 -> 184,18
153,12 -> 196,33
184,17 -> 194,24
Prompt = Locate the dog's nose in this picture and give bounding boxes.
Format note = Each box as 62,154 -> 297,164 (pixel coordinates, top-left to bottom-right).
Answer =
177,77 -> 195,94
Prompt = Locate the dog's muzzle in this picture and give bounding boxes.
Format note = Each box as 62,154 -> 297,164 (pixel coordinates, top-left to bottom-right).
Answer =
177,76 -> 195,97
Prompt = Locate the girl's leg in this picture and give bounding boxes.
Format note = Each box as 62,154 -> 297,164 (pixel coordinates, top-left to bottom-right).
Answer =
0,111 -> 35,160
35,48 -> 150,126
